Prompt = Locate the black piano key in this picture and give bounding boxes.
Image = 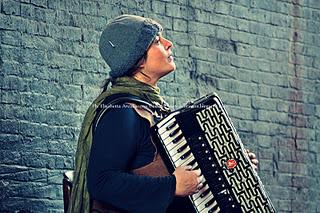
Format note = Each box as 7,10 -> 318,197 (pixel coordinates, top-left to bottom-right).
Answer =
193,165 -> 200,170
169,128 -> 180,137
172,134 -> 183,144
200,188 -> 210,198
196,181 -> 207,191
177,143 -> 188,153
198,183 -> 206,191
180,150 -> 191,160
208,204 -> 219,213
188,159 -> 197,166
166,121 -> 177,130
205,198 -> 216,208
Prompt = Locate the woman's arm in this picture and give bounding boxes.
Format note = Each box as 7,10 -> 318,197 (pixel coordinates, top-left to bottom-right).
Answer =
87,107 -> 176,213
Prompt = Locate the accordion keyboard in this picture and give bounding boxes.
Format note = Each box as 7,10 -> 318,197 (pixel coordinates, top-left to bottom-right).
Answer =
156,112 -> 231,213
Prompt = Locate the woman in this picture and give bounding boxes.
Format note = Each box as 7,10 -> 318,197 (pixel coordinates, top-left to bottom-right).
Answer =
68,14 -> 259,213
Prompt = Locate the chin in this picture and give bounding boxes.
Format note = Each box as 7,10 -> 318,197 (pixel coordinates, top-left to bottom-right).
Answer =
169,66 -> 176,72
159,68 -> 175,79
167,65 -> 176,74
169,62 -> 176,71
167,68 -> 176,76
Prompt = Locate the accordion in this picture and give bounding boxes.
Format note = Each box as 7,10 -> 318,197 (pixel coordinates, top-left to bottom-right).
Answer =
151,93 -> 276,213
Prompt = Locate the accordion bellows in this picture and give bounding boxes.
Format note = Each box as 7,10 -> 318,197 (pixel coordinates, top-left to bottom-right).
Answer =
151,93 -> 276,213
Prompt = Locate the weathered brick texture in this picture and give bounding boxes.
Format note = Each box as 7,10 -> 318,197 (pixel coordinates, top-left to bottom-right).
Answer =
1,0 -> 319,212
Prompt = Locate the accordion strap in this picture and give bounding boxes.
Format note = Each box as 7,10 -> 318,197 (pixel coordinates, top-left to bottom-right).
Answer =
93,93 -> 157,132
127,103 -> 155,126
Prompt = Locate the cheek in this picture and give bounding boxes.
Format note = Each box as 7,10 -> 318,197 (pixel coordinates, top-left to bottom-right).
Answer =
152,51 -> 165,61
147,51 -> 166,65
149,46 -> 167,58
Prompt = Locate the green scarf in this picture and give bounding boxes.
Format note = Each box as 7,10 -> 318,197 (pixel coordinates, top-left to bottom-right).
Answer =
68,76 -> 165,213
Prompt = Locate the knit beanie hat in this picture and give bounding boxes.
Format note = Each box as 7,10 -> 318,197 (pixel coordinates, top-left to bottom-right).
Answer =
99,14 -> 163,78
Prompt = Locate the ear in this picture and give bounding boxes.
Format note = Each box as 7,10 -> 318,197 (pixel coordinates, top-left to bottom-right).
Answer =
138,58 -> 146,69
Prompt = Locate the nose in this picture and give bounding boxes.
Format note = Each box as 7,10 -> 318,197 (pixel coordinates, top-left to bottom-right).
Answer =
162,37 -> 173,50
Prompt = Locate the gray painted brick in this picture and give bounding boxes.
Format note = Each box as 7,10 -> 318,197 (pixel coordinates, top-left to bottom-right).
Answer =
214,1 -> 230,15
230,30 -> 254,44
236,18 -> 249,32
230,4 -> 249,19
248,8 -> 271,23
81,1 -> 97,16
166,31 -> 190,46
21,3 -> 36,19
172,18 -> 187,32
151,0 -> 165,14
47,0 -> 65,10
194,9 -> 210,23
173,44 -> 188,58
2,0 -> 21,16
31,0 -> 47,8
210,13 -> 236,29
188,21 -> 215,36
215,26 -> 231,40
270,38 -> 290,51
166,3 -> 188,18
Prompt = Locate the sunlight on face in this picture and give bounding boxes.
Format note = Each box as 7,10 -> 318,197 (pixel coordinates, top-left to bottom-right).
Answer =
143,33 -> 176,81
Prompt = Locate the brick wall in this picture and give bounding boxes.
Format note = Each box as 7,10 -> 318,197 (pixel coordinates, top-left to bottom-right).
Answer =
0,0 -> 319,212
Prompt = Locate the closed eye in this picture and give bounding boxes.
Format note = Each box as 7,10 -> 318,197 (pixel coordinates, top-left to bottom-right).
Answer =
154,37 -> 161,44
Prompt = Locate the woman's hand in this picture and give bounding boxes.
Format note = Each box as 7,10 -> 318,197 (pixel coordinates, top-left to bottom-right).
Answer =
173,166 -> 202,197
245,149 -> 259,170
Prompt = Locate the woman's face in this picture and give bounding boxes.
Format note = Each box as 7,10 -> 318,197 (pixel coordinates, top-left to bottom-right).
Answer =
142,33 -> 176,81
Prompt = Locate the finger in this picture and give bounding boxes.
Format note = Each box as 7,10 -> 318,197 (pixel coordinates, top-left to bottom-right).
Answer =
251,159 -> 259,165
193,169 -> 201,176
182,165 -> 193,171
248,152 -> 257,159
197,183 -> 204,190
197,175 -> 204,184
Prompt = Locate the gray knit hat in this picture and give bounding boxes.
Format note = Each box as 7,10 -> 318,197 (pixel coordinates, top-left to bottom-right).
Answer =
99,14 -> 163,78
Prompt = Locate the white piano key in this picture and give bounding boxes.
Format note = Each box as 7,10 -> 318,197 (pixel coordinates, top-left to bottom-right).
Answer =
191,180 -> 209,200
194,191 -> 212,207
161,128 -> 181,145
174,155 -> 194,167
172,146 -> 191,162
181,155 -> 196,167
159,124 -> 179,140
163,133 -> 184,147
168,141 -> 187,156
200,200 -> 219,213
196,193 -> 214,212
191,162 -> 199,170
158,120 -> 177,135
170,134 -> 184,145
156,112 -> 179,132
166,137 -> 186,151
198,174 -> 205,183
157,118 -> 176,131
156,112 -> 176,125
